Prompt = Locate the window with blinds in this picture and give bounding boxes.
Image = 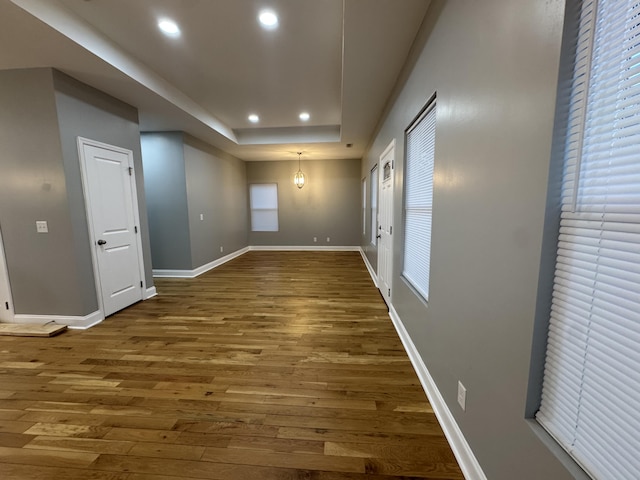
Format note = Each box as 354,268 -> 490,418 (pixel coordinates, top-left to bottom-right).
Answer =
370,165 -> 378,246
249,183 -> 279,232
362,178 -> 367,236
402,100 -> 435,302
536,1 -> 640,479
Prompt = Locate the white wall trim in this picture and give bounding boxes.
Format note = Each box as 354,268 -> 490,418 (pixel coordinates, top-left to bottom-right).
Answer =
152,269 -> 195,279
0,226 -> 15,322
153,246 -> 250,278
11,310 -> 104,330
144,286 -> 157,299
153,246 -> 362,278
359,247 -> 378,287
388,304 -> 487,480
249,245 -> 360,252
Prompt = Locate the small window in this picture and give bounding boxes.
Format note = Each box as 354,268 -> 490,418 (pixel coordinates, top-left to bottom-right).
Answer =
383,161 -> 391,181
362,178 -> 367,235
402,99 -> 436,302
370,165 -> 378,245
250,183 -> 278,232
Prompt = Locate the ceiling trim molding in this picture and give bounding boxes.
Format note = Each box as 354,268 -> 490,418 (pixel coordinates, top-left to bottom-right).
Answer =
11,0 -> 237,143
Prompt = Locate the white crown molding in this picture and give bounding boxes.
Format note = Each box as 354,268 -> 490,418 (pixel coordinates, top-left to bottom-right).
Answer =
10,0 -> 236,143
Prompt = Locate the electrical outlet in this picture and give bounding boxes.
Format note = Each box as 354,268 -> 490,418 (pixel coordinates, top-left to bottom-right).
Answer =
457,381 -> 467,411
313,237 -> 317,243
220,246 -> 223,253
36,221 -> 48,233
326,237 -> 330,242
200,214 -> 204,221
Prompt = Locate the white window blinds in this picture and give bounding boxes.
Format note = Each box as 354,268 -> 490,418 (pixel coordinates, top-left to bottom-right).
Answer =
362,178 -> 367,235
402,102 -> 435,301
250,184 -> 279,232
536,1 -> 640,479
371,166 -> 379,245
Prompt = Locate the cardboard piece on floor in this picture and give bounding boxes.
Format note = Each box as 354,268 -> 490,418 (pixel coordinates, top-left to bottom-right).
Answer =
0,323 -> 67,337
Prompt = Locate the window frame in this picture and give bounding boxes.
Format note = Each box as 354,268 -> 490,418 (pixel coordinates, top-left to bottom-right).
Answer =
362,177 -> 367,236
249,183 -> 279,232
370,165 -> 379,246
401,96 -> 436,303
535,2 -> 640,479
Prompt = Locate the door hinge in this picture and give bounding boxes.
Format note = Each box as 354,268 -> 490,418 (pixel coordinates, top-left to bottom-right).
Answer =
390,226 -> 392,235
140,281 -> 143,288
4,302 -> 8,310
128,167 -> 133,176
134,226 -> 138,233
388,288 -> 391,297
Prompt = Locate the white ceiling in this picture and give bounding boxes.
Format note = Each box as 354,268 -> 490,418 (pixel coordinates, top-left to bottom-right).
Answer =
0,0 -> 430,161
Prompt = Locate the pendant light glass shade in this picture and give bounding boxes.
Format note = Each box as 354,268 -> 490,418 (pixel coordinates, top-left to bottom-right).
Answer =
294,152 -> 305,189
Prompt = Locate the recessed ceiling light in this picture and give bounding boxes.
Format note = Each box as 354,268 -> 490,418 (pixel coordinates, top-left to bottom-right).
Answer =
258,10 -> 278,29
299,112 -> 310,122
158,19 -> 180,37
248,114 -> 260,123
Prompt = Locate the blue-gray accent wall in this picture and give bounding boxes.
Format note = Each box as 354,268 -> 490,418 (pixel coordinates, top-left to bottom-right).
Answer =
141,132 -> 249,271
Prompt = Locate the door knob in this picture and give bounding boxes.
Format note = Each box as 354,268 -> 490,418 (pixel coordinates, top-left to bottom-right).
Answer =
97,239 -> 107,245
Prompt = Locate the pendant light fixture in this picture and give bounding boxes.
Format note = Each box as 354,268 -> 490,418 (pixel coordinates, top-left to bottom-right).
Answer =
294,152 -> 305,189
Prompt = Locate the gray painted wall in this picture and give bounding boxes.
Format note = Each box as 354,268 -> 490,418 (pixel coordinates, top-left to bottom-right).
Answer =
0,68 -> 152,316
184,135 -> 248,268
141,132 -> 249,271
361,1 -> 583,479
53,70 -> 154,293
0,68 -> 83,315
247,158 -> 361,246
141,132 -> 192,270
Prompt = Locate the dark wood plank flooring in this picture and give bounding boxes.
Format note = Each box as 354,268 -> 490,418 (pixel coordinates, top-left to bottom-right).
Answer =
0,251 -> 463,479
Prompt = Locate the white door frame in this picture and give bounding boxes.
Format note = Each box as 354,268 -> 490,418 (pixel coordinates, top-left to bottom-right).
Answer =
0,225 -> 15,322
377,139 -> 395,305
77,137 -> 147,318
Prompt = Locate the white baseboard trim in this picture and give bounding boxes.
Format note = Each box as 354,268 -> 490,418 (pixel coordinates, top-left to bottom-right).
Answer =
144,286 -> 157,299
249,245 -> 360,251
388,304 -> 487,480
153,247 -> 250,278
153,246 -> 361,278
11,310 -> 104,330
358,247 -> 378,287
152,269 -> 193,279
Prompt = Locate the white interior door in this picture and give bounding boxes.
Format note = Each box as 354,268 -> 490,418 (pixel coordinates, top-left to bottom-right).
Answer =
79,138 -> 143,317
0,226 -> 14,322
377,139 -> 395,305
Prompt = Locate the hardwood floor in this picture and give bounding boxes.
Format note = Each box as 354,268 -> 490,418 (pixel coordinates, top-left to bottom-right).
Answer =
0,251 -> 463,479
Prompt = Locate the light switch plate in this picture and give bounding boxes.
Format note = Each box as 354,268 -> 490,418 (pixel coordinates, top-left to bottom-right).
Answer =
36,221 -> 48,233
